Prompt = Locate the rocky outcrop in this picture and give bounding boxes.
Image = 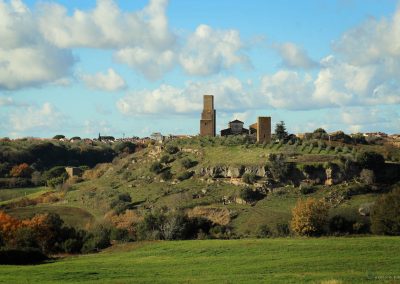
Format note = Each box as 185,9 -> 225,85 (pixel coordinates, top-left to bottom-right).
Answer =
197,165 -> 267,178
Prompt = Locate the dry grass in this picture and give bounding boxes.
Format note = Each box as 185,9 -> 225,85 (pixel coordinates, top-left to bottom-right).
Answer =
187,206 -> 231,225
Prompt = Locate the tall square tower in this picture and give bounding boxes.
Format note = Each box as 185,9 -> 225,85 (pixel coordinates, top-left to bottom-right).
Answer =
200,95 -> 216,137
257,116 -> 271,143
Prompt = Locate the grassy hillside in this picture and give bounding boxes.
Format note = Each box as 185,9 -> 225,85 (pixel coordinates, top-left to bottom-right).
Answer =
2,137 -> 399,236
0,237 -> 399,283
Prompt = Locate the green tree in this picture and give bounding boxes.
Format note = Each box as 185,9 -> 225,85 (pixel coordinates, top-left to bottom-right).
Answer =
371,187 -> 400,235
275,121 -> 288,141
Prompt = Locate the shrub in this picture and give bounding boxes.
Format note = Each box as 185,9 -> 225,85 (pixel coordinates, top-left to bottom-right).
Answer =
113,142 -> 136,154
82,225 -> 111,253
177,171 -> 194,181
299,185 -> 315,195
9,163 -> 33,178
239,187 -> 264,202
290,198 -> 329,236
149,162 -> 163,174
47,176 -> 65,188
267,154 -> 292,182
356,151 -> 385,172
160,169 -> 173,180
180,158 -> 196,169
242,173 -> 256,184
275,223 -> 290,237
160,155 -> 174,164
257,225 -> 271,238
165,145 -> 179,154
370,187 -> 400,235
329,215 -> 354,235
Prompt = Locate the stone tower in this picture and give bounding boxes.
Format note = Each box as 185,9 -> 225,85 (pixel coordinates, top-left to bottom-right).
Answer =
200,95 -> 216,137
257,116 -> 271,143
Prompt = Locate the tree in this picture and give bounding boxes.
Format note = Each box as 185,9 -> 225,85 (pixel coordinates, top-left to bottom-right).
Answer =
275,121 -> 288,141
370,187 -> 400,235
356,151 -> 385,172
291,198 -> 329,236
9,163 -> 33,178
312,128 -> 328,140
52,135 -> 65,140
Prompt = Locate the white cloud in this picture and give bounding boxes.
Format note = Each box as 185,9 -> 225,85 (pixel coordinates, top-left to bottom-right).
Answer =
81,68 -> 126,91
0,0 -> 75,90
114,48 -> 176,80
179,25 -> 249,76
260,70 -> 316,110
8,102 -> 65,132
116,77 -> 254,115
38,0 -> 174,50
275,42 -> 318,69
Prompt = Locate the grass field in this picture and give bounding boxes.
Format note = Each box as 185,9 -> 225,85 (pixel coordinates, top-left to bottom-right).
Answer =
0,237 -> 399,283
0,187 -> 48,205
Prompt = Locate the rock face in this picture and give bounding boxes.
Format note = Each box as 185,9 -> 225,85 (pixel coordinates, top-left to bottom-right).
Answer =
358,202 -> 374,216
197,165 -> 267,178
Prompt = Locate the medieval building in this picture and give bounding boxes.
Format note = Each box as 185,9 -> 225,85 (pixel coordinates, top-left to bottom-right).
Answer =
200,95 -> 216,137
249,116 -> 271,143
221,120 -> 249,136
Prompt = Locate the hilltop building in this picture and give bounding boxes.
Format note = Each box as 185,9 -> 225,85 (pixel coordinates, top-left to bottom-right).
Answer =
249,117 -> 272,143
200,95 -> 216,137
221,120 -> 249,136
150,132 -> 164,142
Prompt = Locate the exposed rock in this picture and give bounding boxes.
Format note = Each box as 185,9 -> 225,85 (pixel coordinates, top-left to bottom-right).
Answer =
359,202 -> 374,216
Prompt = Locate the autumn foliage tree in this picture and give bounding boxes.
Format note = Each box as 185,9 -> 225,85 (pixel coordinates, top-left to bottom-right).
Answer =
291,198 -> 330,236
9,163 -> 33,178
0,211 -> 22,244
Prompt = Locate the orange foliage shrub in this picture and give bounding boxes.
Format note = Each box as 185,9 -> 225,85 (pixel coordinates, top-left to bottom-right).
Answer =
9,163 -> 33,178
290,198 -> 329,236
0,211 -> 22,242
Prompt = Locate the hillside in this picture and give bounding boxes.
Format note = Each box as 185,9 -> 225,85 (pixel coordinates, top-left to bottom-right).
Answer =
2,136 -> 399,237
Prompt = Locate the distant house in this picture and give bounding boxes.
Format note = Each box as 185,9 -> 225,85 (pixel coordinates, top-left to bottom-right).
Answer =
150,132 -> 164,142
221,120 -> 249,136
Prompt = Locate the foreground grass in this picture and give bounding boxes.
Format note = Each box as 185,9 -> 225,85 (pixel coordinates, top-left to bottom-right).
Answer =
0,237 -> 399,283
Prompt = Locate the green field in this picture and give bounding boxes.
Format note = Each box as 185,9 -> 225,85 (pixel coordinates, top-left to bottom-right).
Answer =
0,237 -> 399,283
0,187 -> 48,205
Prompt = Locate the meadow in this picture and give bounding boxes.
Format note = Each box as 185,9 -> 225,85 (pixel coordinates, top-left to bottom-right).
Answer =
0,237 -> 399,283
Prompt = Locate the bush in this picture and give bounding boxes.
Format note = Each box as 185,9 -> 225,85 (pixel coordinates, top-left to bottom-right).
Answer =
370,187 -> 400,235
356,151 -> 385,172
275,223 -> 290,237
299,185 -> 315,195
257,225 -> 271,238
329,215 -> 354,235
290,198 -> 329,236
165,145 -> 179,154
82,226 -> 111,253
267,154 -> 292,182
239,187 -> 264,202
150,162 -> 163,174
180,158 -> 196,169
160,169 -> 173,180
160,155 -> 174,164
177,171 -> 194,181
47,176 -> 65,188
242,173 -> 256,184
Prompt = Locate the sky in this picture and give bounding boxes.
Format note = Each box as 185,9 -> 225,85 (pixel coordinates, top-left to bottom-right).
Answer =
0,0 -> 400,138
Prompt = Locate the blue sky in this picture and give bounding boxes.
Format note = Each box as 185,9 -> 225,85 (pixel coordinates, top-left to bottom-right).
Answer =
0,0 -> 399,138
